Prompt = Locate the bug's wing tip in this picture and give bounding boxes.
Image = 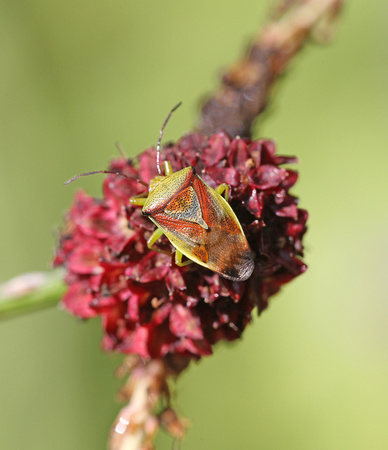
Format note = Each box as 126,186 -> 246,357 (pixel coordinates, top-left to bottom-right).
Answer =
220,253 -> 254,282
237,259 -> 255,281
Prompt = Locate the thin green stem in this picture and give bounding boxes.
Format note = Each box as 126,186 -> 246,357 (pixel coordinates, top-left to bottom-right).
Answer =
0,269 -> 65,320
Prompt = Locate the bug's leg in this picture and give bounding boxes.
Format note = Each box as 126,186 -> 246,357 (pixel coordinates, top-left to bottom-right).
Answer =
175,250 -> 193,267
215,183 -> 230,202
163,160 -> 174,176
146,228 -> 171,255
129,195 -> 147,206
147,228 -> 182,257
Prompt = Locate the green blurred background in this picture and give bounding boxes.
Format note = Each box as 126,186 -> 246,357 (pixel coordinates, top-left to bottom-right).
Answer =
1,1 -> 388,449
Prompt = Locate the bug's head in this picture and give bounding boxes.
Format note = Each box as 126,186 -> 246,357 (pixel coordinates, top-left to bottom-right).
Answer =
147,159 -> 174,194
148,174 -> 166,193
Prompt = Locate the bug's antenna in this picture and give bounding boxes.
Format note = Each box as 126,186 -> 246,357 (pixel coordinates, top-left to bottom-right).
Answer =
64,170 -> 148,187
115,141 -> 127,158
156,101 -> 182,175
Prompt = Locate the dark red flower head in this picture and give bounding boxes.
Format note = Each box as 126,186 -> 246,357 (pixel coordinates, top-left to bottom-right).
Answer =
54,132 -> 307,367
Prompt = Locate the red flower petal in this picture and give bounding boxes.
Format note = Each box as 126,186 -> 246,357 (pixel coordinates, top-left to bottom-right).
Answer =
245,188 -> 264,218
67,242 -> 104,275
62,281 -> 97,318
202,132 -> 230,166
170,304 -> 204,340
228,138 -> 249,172
249,165 -> 287,189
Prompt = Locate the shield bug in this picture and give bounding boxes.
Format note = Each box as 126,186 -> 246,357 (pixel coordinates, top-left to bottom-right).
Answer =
129,103 -> 254,281
65,104 -> 254,281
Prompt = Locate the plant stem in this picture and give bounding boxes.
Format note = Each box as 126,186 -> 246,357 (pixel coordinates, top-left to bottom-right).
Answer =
109,357 -> 188,450
0,269 -> 65,320
197,0 -> 344,138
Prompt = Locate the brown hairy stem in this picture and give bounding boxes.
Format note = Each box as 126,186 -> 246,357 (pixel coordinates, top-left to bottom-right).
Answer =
197,0 -> 344,138
109,357 -> 189,450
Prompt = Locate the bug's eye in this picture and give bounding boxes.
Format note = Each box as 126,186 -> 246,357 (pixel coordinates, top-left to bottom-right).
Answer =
142,210 -> 150,216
